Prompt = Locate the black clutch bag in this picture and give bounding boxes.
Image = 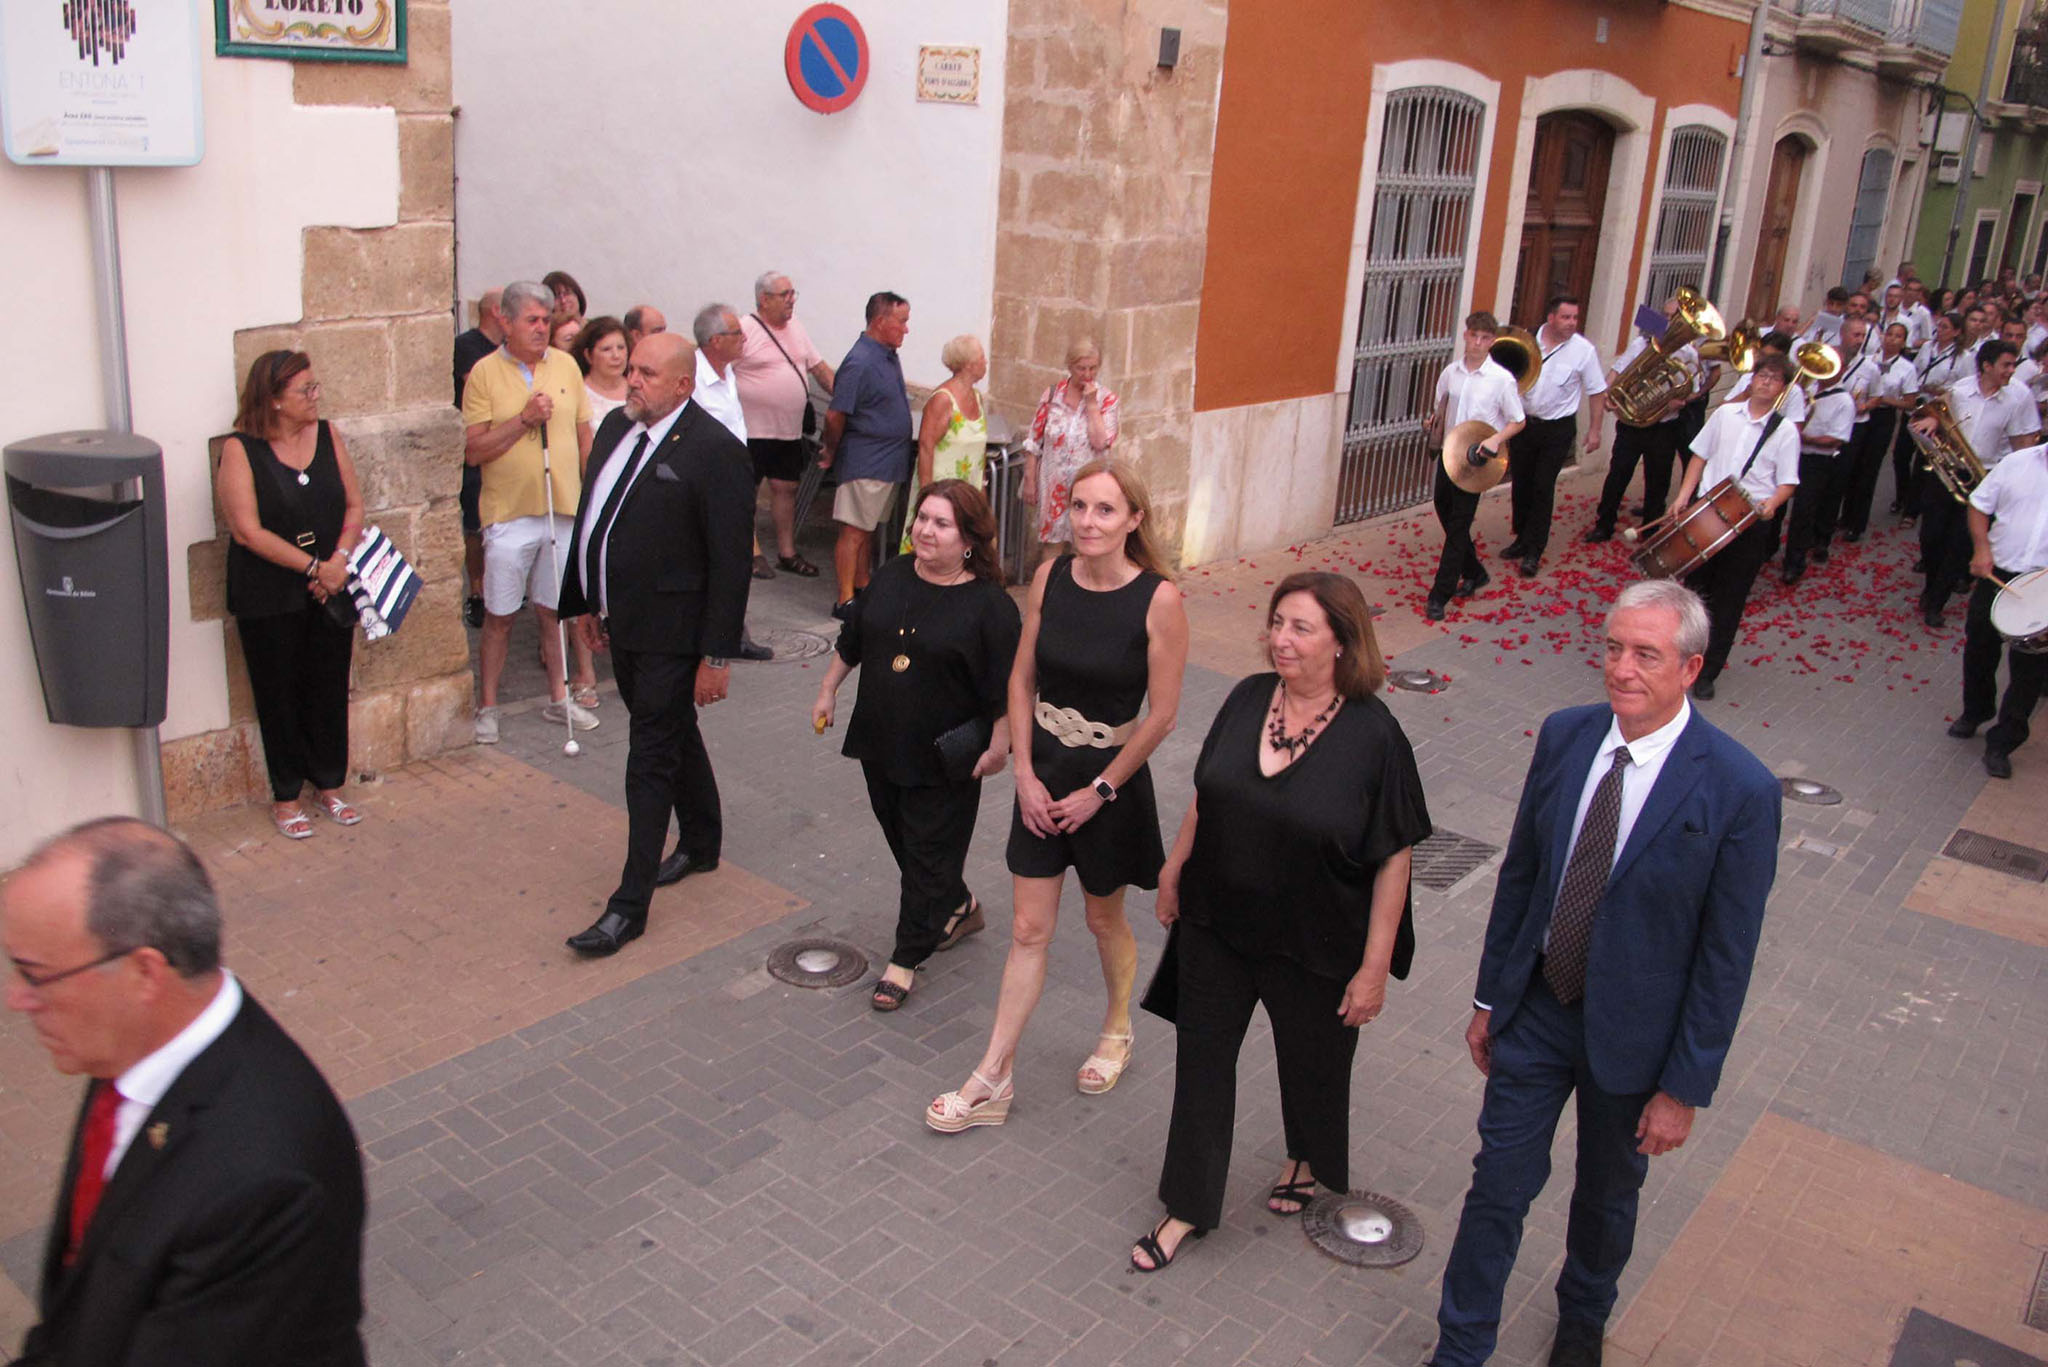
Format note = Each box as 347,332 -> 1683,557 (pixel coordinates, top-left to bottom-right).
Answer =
932,716 -> 989,782
1138,922 -> 1180,1023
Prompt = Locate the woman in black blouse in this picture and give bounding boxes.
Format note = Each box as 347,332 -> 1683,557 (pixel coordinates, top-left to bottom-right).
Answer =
813,480 -> 1021,1010
215,351 -> 365,841
1130,571 -> 1430,1272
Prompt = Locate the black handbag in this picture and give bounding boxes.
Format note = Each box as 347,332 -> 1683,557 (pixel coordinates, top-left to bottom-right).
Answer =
932,716 -> 989,782
1139,922 -> 1180,1023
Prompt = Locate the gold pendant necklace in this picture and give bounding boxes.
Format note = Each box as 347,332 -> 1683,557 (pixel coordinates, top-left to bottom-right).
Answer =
893,561 -> 967,673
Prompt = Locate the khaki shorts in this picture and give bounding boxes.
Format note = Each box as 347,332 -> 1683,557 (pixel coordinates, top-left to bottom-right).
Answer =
833,478 -> 899,531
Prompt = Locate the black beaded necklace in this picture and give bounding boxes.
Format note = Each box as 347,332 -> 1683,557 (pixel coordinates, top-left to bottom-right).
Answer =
1266,684 -> 1341,758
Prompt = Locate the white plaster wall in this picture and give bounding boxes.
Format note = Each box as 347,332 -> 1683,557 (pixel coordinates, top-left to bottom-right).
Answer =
1184,394 -> 1339,566
0,23 -> 396,865
451,1 -> 1006,389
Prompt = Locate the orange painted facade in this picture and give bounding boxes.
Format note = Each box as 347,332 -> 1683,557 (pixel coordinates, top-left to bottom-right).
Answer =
1193,0 -> 1749,414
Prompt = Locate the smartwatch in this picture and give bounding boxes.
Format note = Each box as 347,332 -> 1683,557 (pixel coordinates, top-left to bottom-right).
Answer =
1091,776 -> 1118,803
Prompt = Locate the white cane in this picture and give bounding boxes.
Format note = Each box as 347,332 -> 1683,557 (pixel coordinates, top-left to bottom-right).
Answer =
535,405 -> 582,757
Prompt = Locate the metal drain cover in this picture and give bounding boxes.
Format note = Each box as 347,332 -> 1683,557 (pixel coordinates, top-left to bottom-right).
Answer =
1780,777 -> 1842,805
747,628 -> 834,662
2029,1252 -> 2048,1331
1410,829 -> 1501,893
1302,1190 -> 1423,1268
765,938 -> 868,988
1391,669 -> 1446,692
1943,829 -> 2048,883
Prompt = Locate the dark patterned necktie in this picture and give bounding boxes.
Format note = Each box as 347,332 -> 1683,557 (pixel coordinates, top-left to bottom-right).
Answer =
1543,744 -> 1632,1005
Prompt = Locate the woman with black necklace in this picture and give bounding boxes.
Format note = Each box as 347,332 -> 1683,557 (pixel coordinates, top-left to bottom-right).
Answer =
1129,571 -> 1430,1272
813,480 -> 1020,1011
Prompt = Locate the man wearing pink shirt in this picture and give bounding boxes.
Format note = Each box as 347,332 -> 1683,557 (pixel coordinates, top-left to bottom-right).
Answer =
735,272 -> 836,577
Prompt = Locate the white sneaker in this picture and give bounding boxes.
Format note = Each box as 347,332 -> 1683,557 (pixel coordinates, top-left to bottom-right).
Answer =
474,706 -> 500,744
543,698 -> 600,731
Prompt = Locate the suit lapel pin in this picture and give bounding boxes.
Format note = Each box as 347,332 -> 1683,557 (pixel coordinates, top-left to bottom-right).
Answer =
146,1122 -> 168,1150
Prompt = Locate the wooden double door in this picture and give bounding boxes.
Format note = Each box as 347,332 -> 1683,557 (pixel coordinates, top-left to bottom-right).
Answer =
1511,112 -> 1614,329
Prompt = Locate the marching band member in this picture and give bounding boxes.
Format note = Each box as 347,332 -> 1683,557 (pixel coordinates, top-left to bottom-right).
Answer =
1725,332 -> 1810,426
1901,280 -> 1936,357
1424,312 -> 1524,621
1855,322 -> 1921,536
1782,338 -> 1859,584
1585,298 -> 1694,544
1952,439 -> 2048,779
1668,356 -> 1801,701
2003,318 -> 2042,397
1798,288 -> 1851,347
1503,295 -> 1606,579
1914,340 -> 2041,627
1916,313 -> 1969,398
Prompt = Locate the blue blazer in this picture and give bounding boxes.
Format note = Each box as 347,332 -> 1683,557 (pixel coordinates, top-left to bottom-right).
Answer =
1474,703 -> 1780,1106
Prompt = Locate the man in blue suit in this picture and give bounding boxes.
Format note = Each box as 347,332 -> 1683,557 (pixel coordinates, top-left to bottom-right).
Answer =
1427,579 -> 1780,1367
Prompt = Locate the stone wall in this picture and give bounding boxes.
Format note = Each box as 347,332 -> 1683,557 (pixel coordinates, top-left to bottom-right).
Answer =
169,3 -> 471,817
989,0 -> 1228,560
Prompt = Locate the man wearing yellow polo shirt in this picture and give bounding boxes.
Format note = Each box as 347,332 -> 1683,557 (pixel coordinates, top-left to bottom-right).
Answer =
462,279 -> 596,744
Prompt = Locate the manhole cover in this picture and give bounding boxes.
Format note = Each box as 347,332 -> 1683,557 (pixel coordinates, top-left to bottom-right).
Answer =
765,938 -> 868,988
2029,1252 -> 2048,1332
747,628 -> 834,663
1391,669 -> 1446,692
1943,829 -> 2048,883
1779,777 -> 1842,805
1410,828 -> 1500,892
1888,1306 -> 2047,1366
1302,1190 -> 1423,1268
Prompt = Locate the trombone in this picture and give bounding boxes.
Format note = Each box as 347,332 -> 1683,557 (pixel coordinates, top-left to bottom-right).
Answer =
1776,340 -> 1841,413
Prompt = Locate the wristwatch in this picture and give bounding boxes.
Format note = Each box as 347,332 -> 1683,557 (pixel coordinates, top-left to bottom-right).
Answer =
705,657 -> 730,669
1091,776 -> 1118,803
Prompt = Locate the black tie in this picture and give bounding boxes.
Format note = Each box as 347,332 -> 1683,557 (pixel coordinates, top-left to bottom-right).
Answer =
587,433 -> 649,612
1543,745 -> 1632,1005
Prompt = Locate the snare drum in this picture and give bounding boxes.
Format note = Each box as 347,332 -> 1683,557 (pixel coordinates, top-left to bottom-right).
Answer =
1629,479 -> 1761,580
1990,567 -> 2048,653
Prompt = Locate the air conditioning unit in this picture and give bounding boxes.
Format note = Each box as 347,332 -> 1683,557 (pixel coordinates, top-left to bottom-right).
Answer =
1937,153 -> 1962,183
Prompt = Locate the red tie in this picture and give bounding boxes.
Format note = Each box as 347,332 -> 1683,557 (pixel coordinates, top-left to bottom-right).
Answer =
64,1080 -> 122,1265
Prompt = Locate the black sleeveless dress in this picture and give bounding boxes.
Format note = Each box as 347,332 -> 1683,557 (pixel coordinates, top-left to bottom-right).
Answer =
1006,556 -> 1167,894
225,423 -> 346,620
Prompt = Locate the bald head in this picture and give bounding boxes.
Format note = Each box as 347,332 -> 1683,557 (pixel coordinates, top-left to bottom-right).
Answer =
625,332 -> 697,425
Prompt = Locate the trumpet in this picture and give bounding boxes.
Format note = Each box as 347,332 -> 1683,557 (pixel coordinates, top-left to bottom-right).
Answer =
1607,287 -> 1726,426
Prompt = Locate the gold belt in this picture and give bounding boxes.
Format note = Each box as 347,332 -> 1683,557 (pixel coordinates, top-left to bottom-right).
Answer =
1034,700 -> 1138,748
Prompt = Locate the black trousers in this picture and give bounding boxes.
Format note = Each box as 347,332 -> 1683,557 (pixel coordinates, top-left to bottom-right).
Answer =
860,762 -> 981,970
236,605 -> 354,802
1962,573 -> 2046,757
1782,449 -> 1845,575
1593,422 -> 1678,532
1839,411 -> 1898,537
1431,465 -> 1483,604
1157,920 -> 1359,1232
1509,415 -> 1575,557
1892,416 -> 1926,517
1919,493 -> 1971,613
607,647 -> 721,922
1684,520 -> 1774,682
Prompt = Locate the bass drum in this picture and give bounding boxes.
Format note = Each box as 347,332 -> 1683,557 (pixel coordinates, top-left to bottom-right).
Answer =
1629,479 -> 1760,580
1990,567 -> 2048,654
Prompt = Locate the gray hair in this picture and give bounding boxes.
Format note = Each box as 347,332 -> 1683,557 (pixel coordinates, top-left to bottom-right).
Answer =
940,334 -> 983,372
754,271 -> 789,301
692,303 -> 740,346
1610,580 -> 1709,660
24,817 -> 222,977
501,280 -> 554,321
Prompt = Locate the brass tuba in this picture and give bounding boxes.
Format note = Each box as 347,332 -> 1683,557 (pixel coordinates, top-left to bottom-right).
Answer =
1906,396 -> 1988,503
1607,287 -> 1727,426
1488,327 -> 1544,396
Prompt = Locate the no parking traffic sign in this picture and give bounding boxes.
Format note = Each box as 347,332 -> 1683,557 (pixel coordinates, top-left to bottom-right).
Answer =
785,4 -> 868,114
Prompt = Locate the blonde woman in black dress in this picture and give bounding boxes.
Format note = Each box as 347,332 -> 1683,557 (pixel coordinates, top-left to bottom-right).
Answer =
928,460 -> 1188,1131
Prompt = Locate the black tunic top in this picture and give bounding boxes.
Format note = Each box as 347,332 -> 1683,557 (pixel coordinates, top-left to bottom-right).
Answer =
1179,673 -> 1432,982
225,423 -> 345,620
836,556 -> 1021,787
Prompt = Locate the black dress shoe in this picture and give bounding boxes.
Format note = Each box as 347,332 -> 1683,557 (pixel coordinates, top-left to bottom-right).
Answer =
1518,554 -> 1541,578
1501,539 -> 1527,559
1547,1317 -> 1605,1367
1582,527 -> 1613,544
655,849 -> 719,887
1781,565 -> 1803,585
1692,678 -> 1716,700
1947,716 -> 1985,739
738,635 -> 774,662
1813,545 -> 1830,564
1923,607 -> 1944,628
1843,530 -> 1862,544
831,598 -> 856,622
1455,569 -> 1491,598
1424,598 -> 1448,621
1985,749 -> 2014,779
566,910 -> 644,956
1912,557 -> 1927,573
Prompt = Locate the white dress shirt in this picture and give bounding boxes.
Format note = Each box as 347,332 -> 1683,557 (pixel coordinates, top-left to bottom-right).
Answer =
1436,355 -> 1525,432
692,351 -> 749,444
1969,443 -> 2048,572
1690,398 -> 1801,503
1874,353 -> 1921,406
1726,372 -> 1808,424
103,971 -> 243,1178
1833,352 -> 1878,425
1609,336 -> 1698,424
1917,341 -> 1968,396
1557,701 -> 1693,900
1945,375 -> 2042,468
580,399 -> 687,615
1901,302 -> 1935,350
1802,388 -> 1857,453
1523,330 -> 1608,422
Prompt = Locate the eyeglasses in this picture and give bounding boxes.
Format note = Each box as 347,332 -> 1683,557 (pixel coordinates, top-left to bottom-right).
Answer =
288,382 -> 322,400
768,289 -> 797,300
10,946 -> 130,991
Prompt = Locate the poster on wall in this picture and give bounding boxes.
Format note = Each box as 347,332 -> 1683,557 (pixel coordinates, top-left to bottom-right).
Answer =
0,0 -> 204,166
215,0 -> 405,64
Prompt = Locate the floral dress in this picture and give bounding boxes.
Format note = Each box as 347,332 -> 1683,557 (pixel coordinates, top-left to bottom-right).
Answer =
900,391 -> 989,553
1026,378 -> 1120,543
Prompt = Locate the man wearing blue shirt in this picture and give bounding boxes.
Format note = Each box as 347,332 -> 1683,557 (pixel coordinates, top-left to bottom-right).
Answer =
819,292 -> 913,619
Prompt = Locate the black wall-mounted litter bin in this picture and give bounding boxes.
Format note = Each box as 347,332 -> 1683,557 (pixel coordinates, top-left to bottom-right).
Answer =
4,430 -> 169,728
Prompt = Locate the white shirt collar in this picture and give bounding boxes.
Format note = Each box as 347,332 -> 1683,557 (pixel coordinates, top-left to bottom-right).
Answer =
628,398 -> 688,451
117,969 -> 242,1111
695,350 -> 734,389
1597,699 -> 1691,770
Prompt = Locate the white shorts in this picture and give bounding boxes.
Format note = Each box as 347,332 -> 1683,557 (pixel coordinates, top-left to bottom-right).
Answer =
481,514 -> 574,616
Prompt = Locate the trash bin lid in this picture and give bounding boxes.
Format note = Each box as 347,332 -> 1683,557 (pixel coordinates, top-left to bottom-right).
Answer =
5,430 -> 163,486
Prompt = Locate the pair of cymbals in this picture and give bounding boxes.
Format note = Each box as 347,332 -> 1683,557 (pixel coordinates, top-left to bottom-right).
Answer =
1441,420 -> 1509,494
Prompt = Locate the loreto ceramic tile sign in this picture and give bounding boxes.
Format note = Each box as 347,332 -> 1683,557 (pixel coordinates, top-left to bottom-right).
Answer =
214,0 -> 406,64
916,45 -> 979,104
0,0 -> 203,166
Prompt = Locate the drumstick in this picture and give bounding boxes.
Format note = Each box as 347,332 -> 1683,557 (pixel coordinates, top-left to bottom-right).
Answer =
1621,507 -> 1681,544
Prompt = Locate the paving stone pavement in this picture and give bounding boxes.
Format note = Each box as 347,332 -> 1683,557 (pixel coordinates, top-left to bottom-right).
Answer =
3,465 -> 2042,1366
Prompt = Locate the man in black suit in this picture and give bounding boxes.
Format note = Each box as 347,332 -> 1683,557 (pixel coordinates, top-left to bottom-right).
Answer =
559,331 -> 755,955
1426,580 -> 1780,1367
4,817 -> 365,1367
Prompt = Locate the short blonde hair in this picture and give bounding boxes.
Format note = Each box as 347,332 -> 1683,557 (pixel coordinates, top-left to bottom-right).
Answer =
1066,336 -> 1102,367
940,334 -> 983,373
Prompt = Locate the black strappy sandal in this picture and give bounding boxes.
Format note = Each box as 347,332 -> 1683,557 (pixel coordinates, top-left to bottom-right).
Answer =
870,979 -> 910,1012
1130,1217 -> 1205,1273
1267,1176 -> 1317,1216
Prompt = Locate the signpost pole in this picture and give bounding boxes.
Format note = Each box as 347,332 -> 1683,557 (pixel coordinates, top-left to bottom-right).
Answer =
85,165 -> 167,827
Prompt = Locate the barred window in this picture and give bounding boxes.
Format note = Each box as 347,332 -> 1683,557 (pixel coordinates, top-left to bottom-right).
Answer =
1840,147 -> 1894,291
1643,126 -> 1727,308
